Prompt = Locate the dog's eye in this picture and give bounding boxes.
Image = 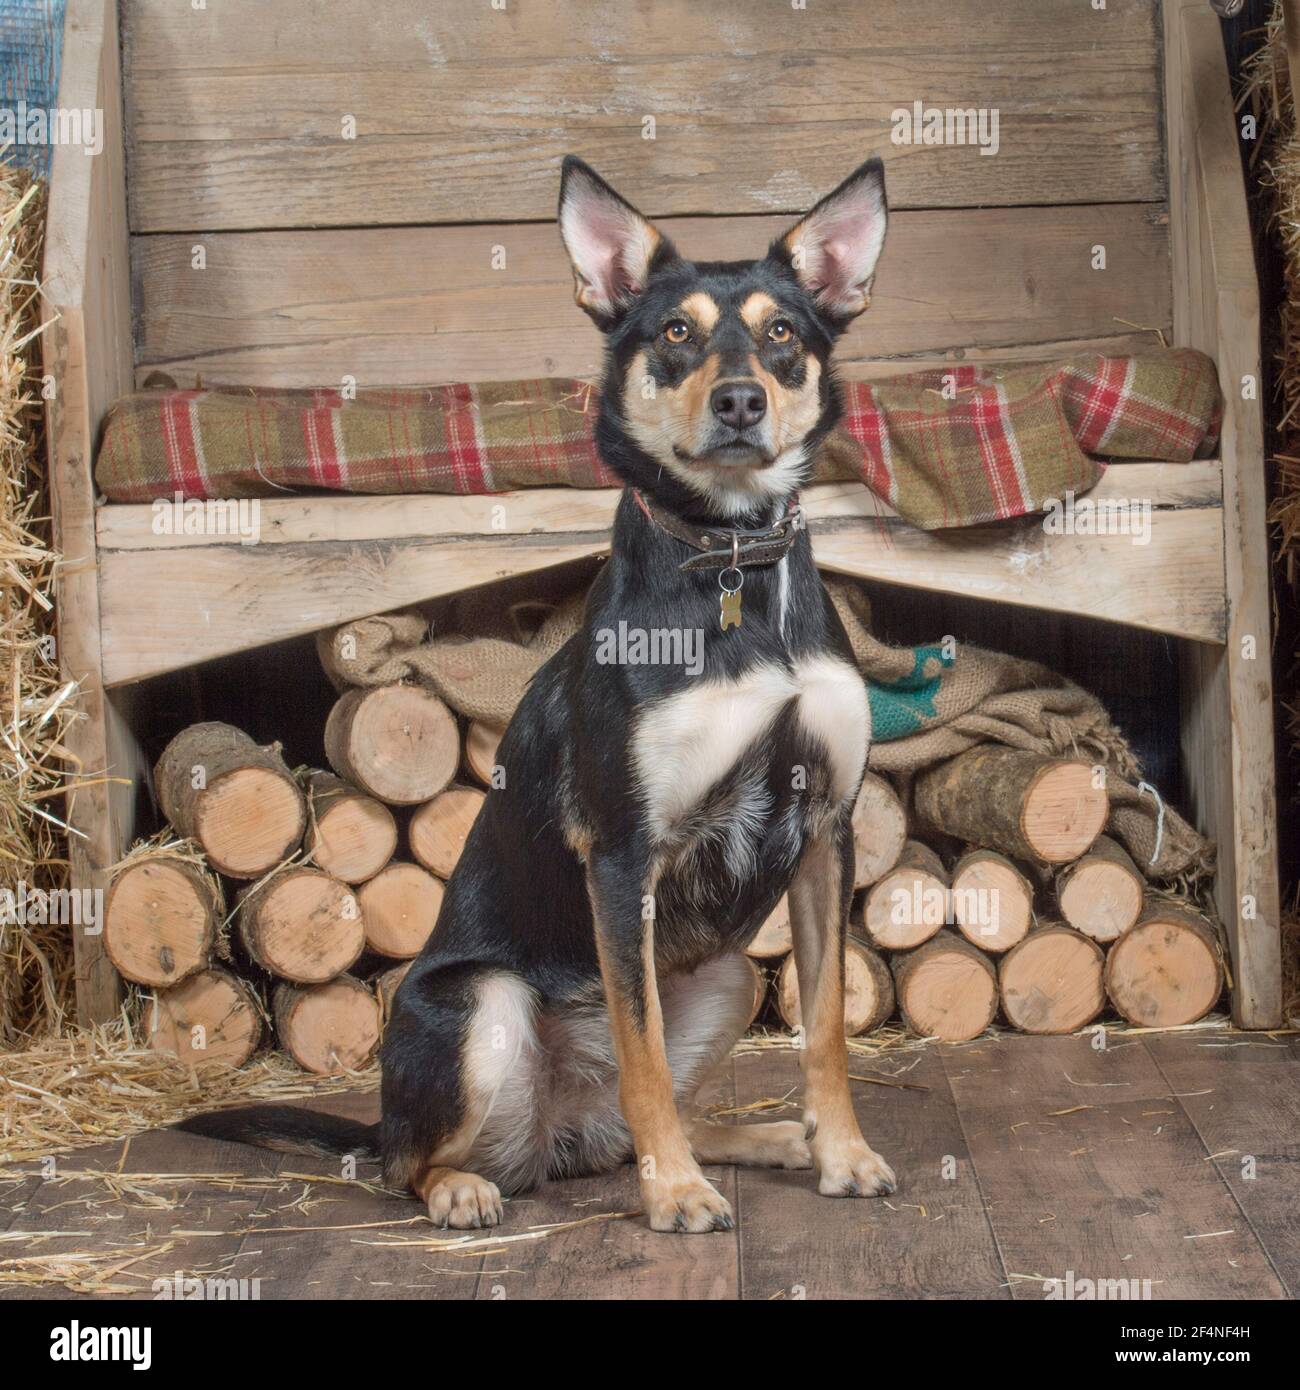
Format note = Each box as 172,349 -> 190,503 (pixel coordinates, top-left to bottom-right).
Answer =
663,320 -> 692,344
767,320 -> 795,344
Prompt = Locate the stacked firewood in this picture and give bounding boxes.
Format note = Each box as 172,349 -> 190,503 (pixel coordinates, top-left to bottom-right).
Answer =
106,683 -> 504,1074
751,748 -> 1224,1041
114,683 -> 1224,1075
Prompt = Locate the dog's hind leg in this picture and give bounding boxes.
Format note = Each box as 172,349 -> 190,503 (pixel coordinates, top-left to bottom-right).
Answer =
686,1119 -> 811,1169
660,952 -> 812,1171
788,816 -> 896,1198
381,963 -> 538,1229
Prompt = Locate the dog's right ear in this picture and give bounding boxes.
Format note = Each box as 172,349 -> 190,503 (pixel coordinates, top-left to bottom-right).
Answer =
558,157 -> 675,329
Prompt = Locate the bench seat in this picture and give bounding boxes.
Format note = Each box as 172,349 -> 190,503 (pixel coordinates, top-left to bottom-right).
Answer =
44,0 -> 1281,1026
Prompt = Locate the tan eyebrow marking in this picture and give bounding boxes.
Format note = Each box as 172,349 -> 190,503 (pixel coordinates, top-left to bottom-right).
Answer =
678,292 -> 720,334
740,291 -> 779,332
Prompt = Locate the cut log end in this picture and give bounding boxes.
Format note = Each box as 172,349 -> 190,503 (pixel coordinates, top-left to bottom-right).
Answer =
358,862 -> 445,959
891,931 -> 998,1042
1022,761 -> 1110,863
149,968 -> 262,1068
1104,904 -> 1224,1027
914,748 -> 1107,865
154,722 -> 306,877
777,938 -> 894,1037
746,957 -> 767,1027
951,849 -> 1033,954
747,896 -> 793,960
410,786 -> 486,879
859,840 -> 949,950
197,768 -> 306,877
376,961 -> 413,1022
104,858 -> 220,988
274,977 -> 381,1075
999,924 -> 1105,1034
238,869 -> 364,984
851,771 -> 908,888
464,720 -> 505,787
324,685 -> 460,805
1056,834 -> 1145,942
306,773 -> 398,884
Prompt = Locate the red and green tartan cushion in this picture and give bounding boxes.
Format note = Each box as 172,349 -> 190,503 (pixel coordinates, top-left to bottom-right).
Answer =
95,350 -> 1221,532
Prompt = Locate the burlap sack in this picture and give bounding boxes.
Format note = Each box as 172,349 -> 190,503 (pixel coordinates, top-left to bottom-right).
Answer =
320,573 -> 1213,880
819,579 -> 1211,877
319,593 -> 585,727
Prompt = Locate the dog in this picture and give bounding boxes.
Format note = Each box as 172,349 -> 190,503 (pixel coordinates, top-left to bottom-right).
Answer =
179,155 -> 897,1234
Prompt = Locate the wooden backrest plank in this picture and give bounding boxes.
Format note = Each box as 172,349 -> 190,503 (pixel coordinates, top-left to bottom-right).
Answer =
120,0 -> 1163,231
132,204 -> 1171,387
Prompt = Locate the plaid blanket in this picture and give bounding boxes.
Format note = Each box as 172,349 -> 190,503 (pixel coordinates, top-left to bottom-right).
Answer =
96,351 -> 1221,531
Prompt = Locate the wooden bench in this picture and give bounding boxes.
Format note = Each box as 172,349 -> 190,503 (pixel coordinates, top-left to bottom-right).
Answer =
44,0 -> 1281,1026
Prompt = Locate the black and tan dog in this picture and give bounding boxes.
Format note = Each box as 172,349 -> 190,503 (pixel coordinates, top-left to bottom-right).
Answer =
180,156 -> 897,1234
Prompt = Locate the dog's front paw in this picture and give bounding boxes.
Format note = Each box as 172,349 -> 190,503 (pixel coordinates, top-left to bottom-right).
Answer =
424,1172 -> 503,1229
815,1140 -> 896,1198
644,1174 -> 734,1234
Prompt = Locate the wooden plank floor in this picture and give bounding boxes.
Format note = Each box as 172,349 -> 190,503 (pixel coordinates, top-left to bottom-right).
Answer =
1,1033 -> 1295,1300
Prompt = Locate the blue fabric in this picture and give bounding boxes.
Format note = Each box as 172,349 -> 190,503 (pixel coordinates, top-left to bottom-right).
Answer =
1,0 -> 66,175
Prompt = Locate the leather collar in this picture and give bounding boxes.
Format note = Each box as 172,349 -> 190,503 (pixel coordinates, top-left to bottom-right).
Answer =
631,489 -> 804,573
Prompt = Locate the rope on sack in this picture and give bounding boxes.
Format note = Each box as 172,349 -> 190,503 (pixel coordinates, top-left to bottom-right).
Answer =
1136,781 -> 1166,867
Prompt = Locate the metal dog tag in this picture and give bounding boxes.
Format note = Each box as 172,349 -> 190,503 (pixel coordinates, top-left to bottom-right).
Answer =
719,569 -> 743,631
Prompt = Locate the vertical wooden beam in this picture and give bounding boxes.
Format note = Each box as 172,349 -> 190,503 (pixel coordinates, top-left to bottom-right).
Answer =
43,0 -> 137,1023
1164,0 -> 1282,1028
1282,0 -> 1300,107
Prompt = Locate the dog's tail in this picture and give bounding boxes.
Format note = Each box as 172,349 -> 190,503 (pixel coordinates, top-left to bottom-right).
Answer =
175,1106 -> 381,1162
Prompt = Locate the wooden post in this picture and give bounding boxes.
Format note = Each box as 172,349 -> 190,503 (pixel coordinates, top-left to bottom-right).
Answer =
1282,0 -> 1300,105
1165,0 -> 1282,1027
42,0 -> 137,1023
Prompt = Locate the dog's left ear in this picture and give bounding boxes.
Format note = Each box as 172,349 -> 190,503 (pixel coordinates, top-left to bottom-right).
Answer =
770,158 -> 888,327
558,156 -> 676,329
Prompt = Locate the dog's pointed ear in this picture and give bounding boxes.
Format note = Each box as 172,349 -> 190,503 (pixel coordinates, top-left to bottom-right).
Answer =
770,158 -> 888,327
558,157 -> 675,329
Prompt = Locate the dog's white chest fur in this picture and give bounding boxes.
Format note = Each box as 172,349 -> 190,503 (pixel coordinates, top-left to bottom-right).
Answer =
632,657 -> 869,843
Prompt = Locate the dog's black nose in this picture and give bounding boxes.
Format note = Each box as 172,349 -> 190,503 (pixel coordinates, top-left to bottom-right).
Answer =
710,380 -> 767,431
